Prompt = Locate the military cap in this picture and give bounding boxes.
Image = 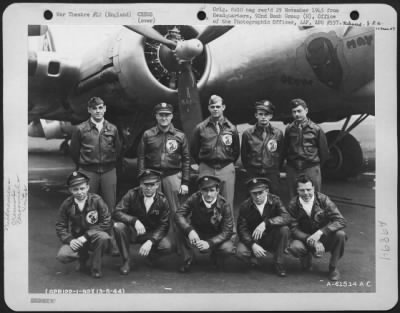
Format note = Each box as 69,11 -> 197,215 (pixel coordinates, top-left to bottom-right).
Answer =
255,100 -> 275,114
290,98 -> 308,109
197,175 -> 221,190
246,177 -> 271,192
67,171 -> 89,187
208,94 -> 223,105
139,169 -> 161,183
154,102 -> 173,114
87,96 -> 105,108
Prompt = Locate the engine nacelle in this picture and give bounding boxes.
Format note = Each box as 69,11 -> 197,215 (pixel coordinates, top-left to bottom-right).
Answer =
28,119 -> 74,139
69,26 -> 211,116
28,51 -> 81,121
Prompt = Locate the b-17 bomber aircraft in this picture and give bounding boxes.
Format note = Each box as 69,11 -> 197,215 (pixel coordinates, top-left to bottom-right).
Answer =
28,25 -> 374,179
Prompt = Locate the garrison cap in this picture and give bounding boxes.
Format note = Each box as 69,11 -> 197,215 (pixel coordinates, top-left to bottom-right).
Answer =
139,169 -> 161,183
197,175 -> 221,190
209,94 -> 223,105
290,98 -> 308,109
87,97 -> 105,108
67,171 -> 89,187
255,100 -> 275,114
154,102 -> 173,114
246,177 -> 271,192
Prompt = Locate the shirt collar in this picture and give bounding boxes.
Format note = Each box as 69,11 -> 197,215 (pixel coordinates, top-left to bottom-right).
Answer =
294,118 -> 309,128
299,194 -> 315,208
74,197 -> 88,211
254,123 -> 272,134
206,116 -> 226,127
253,195 -> 268,210
202,195 -> 217,208
144,194 -> 155,201
90,117 -> 104,126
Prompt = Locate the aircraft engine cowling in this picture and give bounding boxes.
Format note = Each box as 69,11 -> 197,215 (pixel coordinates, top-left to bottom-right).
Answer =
71,26 -> 211,116
28,119 -> 74,139
28,51 -> 81,121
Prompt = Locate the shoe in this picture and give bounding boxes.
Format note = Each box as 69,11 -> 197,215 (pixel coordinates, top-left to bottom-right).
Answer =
329,267 -> 341,281
91,269 -> 103,278
300,254 -> 313,271
178,259 -> 192,273
119,261 -> 130,275
273,263 -> 287,277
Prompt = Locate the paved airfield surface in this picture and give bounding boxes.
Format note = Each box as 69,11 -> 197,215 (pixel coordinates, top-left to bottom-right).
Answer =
27,138 -> 375,293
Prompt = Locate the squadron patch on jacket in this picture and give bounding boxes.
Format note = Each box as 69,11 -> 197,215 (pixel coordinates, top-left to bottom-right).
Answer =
166,139 -> 178,153
222,134 -> 232,146
267,139 -> 277,152
210,207 -> 222,227
314,210 -> 326,223
86,210 -> 98,224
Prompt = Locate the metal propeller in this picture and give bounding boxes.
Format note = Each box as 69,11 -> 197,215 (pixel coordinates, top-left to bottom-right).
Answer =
123,25 -> 233,140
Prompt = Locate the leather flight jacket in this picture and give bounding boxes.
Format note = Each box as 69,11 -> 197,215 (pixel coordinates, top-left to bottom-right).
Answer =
175,192 -> 234,248
56,193 -> 111,244
241,123 -> 284,173
113,187 -> 170,245
287,192 -> 347,242
190,116 -> 240,167
237,194 -> 291,248
137,124 -> 190,185
70,119 -> 121,173
283,119 -> 330,170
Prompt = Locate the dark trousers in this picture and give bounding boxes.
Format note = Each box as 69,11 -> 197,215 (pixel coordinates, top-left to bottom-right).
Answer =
56,230 -> 110,272
113,222 -> 172,262
246,169 -> 280,196
288,230 -> 347,268
236,226 -> 289,265
176,226 -> 236,264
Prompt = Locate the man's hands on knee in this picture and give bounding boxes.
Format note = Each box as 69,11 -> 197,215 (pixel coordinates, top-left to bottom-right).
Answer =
139,240 -> 153,256
188,230 -> 200,245
306,230 -> 323,247
252,222 -> 266,240
135,220 -> 146,235
195,240 -> 210,252
70,238 -> 84,251
251,243 -> 267,258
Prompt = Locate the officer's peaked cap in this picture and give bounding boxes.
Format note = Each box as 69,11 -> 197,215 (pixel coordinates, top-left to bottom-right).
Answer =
154,102 -> 173,114
246,177 -> 271,192
67,171 -> 89,187
197,175 -> 221,189
139,169 -> 161,183
255,100 -> 275,114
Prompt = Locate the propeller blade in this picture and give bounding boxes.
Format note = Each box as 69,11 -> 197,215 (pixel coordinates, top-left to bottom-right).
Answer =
124,25 -> 177,50
196,26 -> 234,45
177,62 -> 203,141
